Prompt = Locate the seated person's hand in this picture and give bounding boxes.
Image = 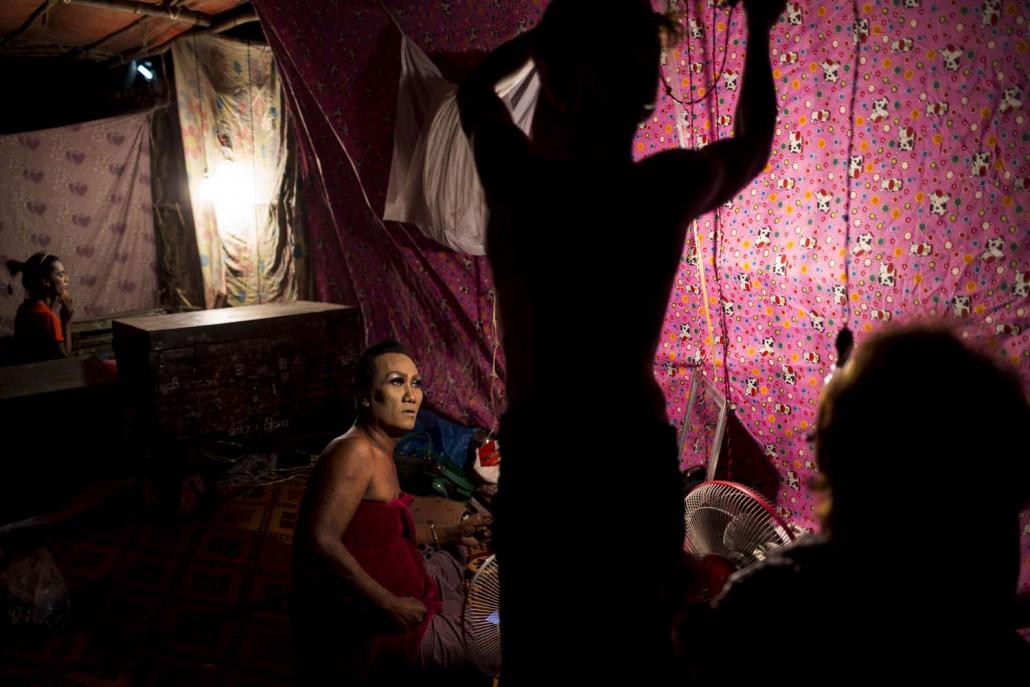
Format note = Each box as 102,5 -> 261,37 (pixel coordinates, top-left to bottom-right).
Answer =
450,513 -> 493,546
58,290 -> 74,321
385,596 -> 428,630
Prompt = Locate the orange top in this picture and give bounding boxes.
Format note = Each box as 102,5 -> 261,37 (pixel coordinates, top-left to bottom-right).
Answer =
13,299 -> 64,363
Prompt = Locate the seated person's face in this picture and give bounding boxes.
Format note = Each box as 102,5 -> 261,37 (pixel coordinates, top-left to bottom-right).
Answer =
44,261 -> 69,297
369,353 -> 423,432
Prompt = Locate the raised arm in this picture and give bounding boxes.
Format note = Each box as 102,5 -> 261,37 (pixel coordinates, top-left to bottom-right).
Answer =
457,32 -> 535,192
649,0 -> 784,215
457,31 -> 534,139
301,440 -> 427,630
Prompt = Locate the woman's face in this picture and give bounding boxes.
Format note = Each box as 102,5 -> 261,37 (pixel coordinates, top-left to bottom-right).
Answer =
44,260 -> 69,297
367,353 -> 423,432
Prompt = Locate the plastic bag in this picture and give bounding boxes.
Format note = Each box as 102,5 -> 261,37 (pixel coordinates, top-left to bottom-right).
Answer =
0,547 -> 71,630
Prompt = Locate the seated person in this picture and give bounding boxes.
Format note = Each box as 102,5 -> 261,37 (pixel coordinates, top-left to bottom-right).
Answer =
292,340 -> 491,685
676,326 -> 1029,681
5,252 -> 73,364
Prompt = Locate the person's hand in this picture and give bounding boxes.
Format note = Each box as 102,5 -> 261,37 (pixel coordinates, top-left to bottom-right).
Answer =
58,290 -> 74,322
743,0 -> 787,30
385,596 -> 427,630
448,513 -> 493,546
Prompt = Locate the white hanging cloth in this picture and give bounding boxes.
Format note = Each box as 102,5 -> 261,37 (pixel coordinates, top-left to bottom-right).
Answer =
384,36 -> 540,255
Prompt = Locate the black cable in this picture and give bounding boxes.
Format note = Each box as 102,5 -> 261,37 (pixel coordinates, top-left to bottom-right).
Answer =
660,4 -> 736,107
830,0 -> 863,365
841,0 -> 862,331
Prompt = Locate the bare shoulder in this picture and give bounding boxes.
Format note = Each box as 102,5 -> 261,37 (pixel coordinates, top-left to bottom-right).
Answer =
300,434 -> 376,541
314,433 -> 375,484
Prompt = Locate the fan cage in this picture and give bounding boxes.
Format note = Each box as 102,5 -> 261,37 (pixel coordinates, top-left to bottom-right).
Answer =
684,480 -> 795,569
463,553 -> 502,677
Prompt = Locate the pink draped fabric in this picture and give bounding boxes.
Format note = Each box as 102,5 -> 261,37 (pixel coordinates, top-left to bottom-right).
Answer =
251,1 -> 527,429
253,1 -> 1028,596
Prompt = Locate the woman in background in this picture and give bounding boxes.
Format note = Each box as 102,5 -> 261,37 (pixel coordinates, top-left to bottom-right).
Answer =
6,252 -> 74,363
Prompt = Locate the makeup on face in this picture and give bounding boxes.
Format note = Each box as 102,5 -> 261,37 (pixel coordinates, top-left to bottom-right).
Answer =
370,353 -> 424,431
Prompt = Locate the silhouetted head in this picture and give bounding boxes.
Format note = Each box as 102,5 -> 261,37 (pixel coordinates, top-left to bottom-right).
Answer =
814,326 -> 1027,610
531,0 -> 663,135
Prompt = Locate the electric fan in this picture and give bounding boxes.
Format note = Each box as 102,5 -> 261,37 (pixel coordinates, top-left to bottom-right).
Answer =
462,553 -> 502,677
683,480 -> 795,601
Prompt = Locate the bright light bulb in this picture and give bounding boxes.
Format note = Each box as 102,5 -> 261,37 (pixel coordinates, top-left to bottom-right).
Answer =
195,161 -> 258,240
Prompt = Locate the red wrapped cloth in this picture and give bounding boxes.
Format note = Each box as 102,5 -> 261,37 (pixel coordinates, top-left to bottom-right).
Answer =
343,493 -> 442,652
293,493 -> 442,684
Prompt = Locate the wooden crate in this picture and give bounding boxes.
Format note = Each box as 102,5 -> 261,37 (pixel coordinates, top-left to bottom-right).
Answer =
71,307 -> 167,359
113,301 -> 362,444
0,356 -> 121,522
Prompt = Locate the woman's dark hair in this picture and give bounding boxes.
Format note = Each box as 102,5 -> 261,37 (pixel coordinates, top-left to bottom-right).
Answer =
353,340 -> 408,419
814,325 -> 1028,609
6,252 -> 60,297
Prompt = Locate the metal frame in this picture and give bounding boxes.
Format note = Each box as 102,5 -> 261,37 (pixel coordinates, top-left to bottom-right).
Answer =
679,368 -> 728,481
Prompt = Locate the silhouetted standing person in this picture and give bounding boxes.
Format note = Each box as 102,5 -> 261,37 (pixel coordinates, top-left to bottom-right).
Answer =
458,0 -> 785,682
